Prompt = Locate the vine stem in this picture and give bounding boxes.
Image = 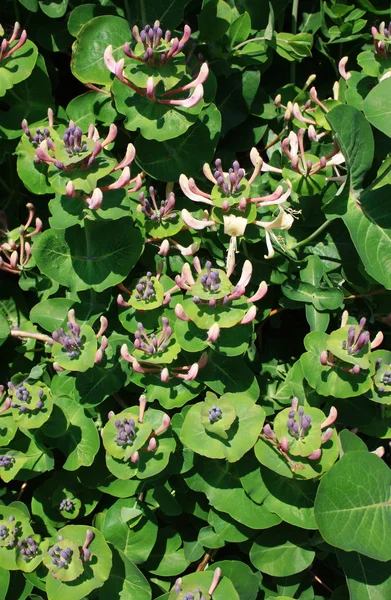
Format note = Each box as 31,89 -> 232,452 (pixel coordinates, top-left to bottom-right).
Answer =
140,0 -> 147,24
344,288 -> 386,300
196,548 -> 219,571
10,329 -> 51,343
290,0 -> 300,83
288,219 -> 331,251
232,36 -> 266,51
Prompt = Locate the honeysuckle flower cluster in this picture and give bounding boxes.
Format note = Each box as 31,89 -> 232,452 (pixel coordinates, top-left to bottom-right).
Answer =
0,203 -> 42,274
279,130 -> 345,178
121,322 -> 208,383
0,22 -> 27,62
51,311 -> 108,372
64,137 -> 142,210
126,21 -> 191,67
117,265 -> 173,309
209,405 -> 222,423
105,396 -> 171,464
48,543 -> 73,568
0,515 -> 19,546
104,26 -> 208,109
320,315 -> 383,375
114,417 -> 136,447
174,257 -> 268,341
52,321 -> 82,359
262,399 -> 338,470
0,455 -> 14,469
180,153 -> 294,267
22,117 -> 141,203
375,358 -> 391,393
59,499 -> 75,513
138,186 -> 177,223
287,405 -> 311,439
371,21 -> 391,58
17,536 -> 39,561
5,381 -> 45,413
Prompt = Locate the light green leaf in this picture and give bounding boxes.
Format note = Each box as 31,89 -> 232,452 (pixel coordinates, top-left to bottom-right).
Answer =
314,452 -> 391,561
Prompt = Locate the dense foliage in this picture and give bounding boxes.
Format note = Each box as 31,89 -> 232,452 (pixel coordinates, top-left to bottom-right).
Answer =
0,0 -> 390,598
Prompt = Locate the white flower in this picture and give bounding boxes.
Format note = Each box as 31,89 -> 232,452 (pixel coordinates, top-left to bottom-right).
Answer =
223,215 -> 248,276
256,208 -> 294,259
223,215 -> 247,237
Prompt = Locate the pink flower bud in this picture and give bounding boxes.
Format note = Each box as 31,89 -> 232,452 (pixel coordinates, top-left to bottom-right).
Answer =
321,428 -> 333,443
372,446 -> 385,458
138,395 -> 147,423
148,437 -> 157,451
208,567 -> 222,596
185,363 -> 199,381
87,188 -> 103,210
263,424 -> 276,439
308,449 -> 322,460
239,305 -> 257,325
280,436 -> 289,452
160,368 -> 170,382
207,323 -> 220,343
158,239 -> 170,256
117,294 -> 129,308
175,304 -> 190,321
320,350 -> 329,366
321,406 -> 337,429
130,451 -> 139,463
155,414 -> 170,435
371,331 -> 384,350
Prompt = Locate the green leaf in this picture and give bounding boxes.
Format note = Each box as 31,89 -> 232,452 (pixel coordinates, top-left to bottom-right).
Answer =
342,187 -> 391,289
217,70 -> 260,136
55,396 -> 100,470
200,351 -> 260,401
98,548 -> 151,600
275,33 -> 313,61
363,77 -> 391,138
337,550 -> 391,600
180,393 -> 265,461
99,500 -> 158,564
66,92 -> 116,131
145,527 -> 189,576
327,104 -> 374,191
184,457 -> 281,529
210,560 -> 259,600
228,12 -> 252,48
0,40 -> 38,98
262,467 -> 318,529
314,452 -> 391,561
39,0 -> 68,18
198,0 -> 232,42
112,78 -> 203,142
71,16 -> 131,85
135,104 -> 221,182
30,298 -> 75,332
0,310 -> 10,346
33,218 -> 144,292
250,525 -> 315,576
281,279 -> 343,310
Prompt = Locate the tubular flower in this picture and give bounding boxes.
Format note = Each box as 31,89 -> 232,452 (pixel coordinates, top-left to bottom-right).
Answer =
0,22 -> 27,62
121,337 -> 208,383
104,40 -> 207,109
0,203 -> 42,274
174,257 -> 267,335
125,21 -> 191,67
371,22 -> 391,58
180,151 -> 293,270
138,186 -> 177,222
255,207 -> 294,259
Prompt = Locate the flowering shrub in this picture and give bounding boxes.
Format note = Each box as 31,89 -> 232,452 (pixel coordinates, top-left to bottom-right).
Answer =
0,1 -> 391,598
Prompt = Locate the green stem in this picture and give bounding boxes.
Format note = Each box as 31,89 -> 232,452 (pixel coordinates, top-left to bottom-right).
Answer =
290,0 -> 299,83
288,219 -> 331,250
139,0 -> 147,24
232,36 -> 266,52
